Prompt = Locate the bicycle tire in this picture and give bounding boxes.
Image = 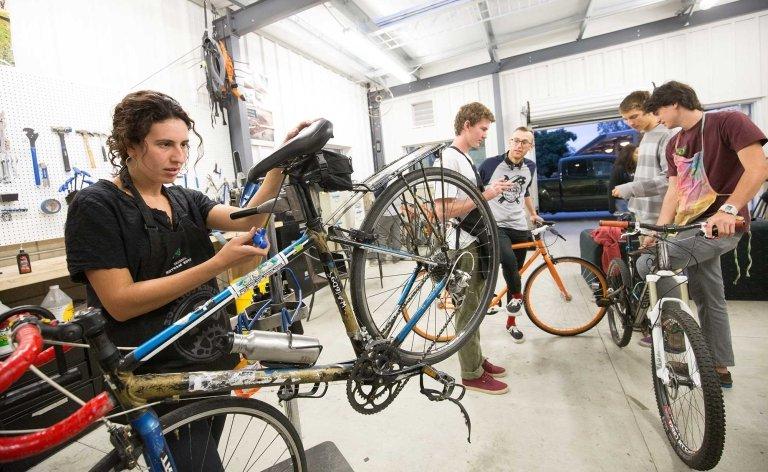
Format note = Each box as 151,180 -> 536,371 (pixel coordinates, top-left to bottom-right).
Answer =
606,258 -> 633,347
523,256 -> 607,336
651,306 -> 725,470
350,167 -> 499,365
91,397 -> 306,472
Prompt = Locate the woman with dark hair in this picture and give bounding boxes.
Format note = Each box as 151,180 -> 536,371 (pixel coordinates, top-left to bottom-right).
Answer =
66,90 -> 315,373
608,143 -> 638,214
65,90 -> 313,466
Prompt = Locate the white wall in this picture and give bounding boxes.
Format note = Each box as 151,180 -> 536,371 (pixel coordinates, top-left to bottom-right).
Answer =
242,34 -> 373,179
379,76 -> 499,163
2,0 -> 373,245
381,10 -> 768,163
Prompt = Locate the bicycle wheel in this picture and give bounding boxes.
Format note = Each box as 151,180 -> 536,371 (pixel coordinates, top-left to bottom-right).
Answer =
350,167 -> 499,365
91,397 -> 306,471
523,256 -> 607,336
651,306 -> 725,470
606,258 -> 633,347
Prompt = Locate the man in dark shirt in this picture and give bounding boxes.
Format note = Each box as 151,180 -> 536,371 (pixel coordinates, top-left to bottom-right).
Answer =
640,81 -> 768,387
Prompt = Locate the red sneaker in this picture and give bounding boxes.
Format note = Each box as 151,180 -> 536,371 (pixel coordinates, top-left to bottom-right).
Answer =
462,372 -> 508,395
482,359 -> 506,378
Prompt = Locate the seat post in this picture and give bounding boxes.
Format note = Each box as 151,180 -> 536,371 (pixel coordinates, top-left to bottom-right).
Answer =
294,180 -> 322,231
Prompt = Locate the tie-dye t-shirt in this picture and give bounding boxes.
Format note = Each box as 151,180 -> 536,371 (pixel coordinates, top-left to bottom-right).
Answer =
665,111 -> 766,223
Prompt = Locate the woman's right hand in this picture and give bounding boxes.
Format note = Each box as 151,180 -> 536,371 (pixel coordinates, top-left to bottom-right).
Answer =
214,227 -> 270,270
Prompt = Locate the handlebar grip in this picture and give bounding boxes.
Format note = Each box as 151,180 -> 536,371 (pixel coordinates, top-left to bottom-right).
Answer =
0,392 -> 114,462
252,228 -> 268,249
230,207 -> 261,220
0,324 -> 43,394
599,220 -> 628,228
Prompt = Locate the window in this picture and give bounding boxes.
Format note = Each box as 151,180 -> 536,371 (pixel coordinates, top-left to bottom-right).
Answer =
593,160 -> 613,177
563,160 -> 589,177
411,101 -> 434,127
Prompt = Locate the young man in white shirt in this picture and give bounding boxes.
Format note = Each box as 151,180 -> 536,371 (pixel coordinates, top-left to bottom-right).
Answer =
434,102 -> 512,394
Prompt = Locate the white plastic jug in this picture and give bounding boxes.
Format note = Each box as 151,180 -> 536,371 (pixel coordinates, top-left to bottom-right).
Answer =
41,285 -> 74,322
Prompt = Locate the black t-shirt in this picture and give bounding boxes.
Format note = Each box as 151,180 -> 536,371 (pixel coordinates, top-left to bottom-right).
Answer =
65,180 -> 234,373
66,180 -> 217,284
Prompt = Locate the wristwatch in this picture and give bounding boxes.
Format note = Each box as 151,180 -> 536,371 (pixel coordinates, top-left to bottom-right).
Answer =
718,203 -> 738,216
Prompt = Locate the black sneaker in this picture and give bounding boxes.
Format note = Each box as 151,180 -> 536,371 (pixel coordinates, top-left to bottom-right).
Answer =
506,298 -> 523,314
718,370 -> 733,388
507,326 -> 525,344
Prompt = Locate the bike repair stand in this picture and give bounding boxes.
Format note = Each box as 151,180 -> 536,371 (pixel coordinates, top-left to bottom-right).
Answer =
265,217 -> 302,437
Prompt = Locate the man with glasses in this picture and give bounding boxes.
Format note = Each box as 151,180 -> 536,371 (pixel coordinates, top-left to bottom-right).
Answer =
479,127 -> 542,342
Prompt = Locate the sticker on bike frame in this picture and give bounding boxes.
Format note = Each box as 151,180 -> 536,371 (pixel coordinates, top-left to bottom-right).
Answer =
133,233 -> 310,362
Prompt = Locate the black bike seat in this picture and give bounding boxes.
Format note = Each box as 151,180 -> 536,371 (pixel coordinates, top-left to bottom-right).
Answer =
247,119 -> 334,182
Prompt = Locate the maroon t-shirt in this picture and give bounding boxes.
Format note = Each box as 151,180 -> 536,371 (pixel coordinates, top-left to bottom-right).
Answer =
666,111 -> 767,222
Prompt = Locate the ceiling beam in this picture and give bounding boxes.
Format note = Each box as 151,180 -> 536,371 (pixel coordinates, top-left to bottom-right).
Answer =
330,0 -> 419,79
383,0 -> 768,98
577,0 -> 597,41
213,0 -> 323,38
411,14 -> 583,66
477,0 -> 498,62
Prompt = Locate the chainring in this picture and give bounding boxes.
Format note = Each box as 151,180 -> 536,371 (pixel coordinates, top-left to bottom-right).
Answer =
346,340 -> 408,415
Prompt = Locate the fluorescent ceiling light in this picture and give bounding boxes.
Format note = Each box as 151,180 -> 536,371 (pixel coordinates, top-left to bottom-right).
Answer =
700,0 -> 718,10
619,141 -> 630,147
340,28 -> 414,83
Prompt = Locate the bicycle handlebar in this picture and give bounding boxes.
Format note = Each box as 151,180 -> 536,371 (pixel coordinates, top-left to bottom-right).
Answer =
0,392 -> 114,463
0,323 -> 43,393
0,318 -> 116,463
598,219 -> 746,236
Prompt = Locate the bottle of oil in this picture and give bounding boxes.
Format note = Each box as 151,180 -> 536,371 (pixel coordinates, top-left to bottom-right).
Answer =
16,248 -> 31,274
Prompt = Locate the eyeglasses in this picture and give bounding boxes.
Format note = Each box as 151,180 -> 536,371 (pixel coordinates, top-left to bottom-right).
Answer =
510,138 -> 532,146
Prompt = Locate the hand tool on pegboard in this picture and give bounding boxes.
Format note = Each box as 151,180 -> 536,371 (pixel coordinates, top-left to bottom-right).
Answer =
40,198 -> 62,214
22,127 -> 42,186
1,208 -> 28,222
0,111 -> 14,183
39,161 -> 50,187
75,129 -> 97,168
51,126 -> 73,172
96,132 -> 109,162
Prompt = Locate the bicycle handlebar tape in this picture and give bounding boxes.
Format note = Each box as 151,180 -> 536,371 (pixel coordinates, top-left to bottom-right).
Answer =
253,228 -> 268,249
0,392 -> 114,463
599,220 -> 628,228
0,323 -> 43,394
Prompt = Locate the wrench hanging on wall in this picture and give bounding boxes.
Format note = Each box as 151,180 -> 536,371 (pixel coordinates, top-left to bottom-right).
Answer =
51,126 -> 72,172
0,111 -> 14,182
75,129 -> 96,168
22,127 -> 41,186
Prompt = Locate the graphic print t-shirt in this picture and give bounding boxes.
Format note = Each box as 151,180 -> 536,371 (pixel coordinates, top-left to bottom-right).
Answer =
479,154 -> 536,231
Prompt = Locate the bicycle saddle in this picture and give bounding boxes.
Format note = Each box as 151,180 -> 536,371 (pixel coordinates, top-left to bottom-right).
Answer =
247,119 -> 334,182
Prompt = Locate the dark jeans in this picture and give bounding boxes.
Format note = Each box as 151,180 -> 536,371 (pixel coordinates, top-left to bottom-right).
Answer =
498,227 -> 532,301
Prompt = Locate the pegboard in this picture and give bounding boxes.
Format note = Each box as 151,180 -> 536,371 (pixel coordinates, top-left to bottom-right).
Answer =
0,65 -> 235,247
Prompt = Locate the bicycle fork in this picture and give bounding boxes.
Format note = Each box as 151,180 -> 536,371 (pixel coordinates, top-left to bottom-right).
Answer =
131,410 -> 177,471
646,272 -> 702,389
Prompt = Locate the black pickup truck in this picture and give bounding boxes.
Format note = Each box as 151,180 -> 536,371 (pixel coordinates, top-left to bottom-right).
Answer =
537,154 -> 614,213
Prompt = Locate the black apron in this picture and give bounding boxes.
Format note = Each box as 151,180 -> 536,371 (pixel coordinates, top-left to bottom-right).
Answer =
105,170 -> 234,374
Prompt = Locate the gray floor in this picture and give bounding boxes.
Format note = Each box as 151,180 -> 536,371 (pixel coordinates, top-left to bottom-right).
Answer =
33,220 -> 768,471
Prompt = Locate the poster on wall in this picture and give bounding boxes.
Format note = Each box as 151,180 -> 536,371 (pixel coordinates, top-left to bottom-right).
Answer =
244,71 -> 274,146
0,0 -> 14,65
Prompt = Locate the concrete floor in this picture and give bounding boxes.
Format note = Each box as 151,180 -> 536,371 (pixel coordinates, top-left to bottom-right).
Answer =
31,219 -> 768,471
